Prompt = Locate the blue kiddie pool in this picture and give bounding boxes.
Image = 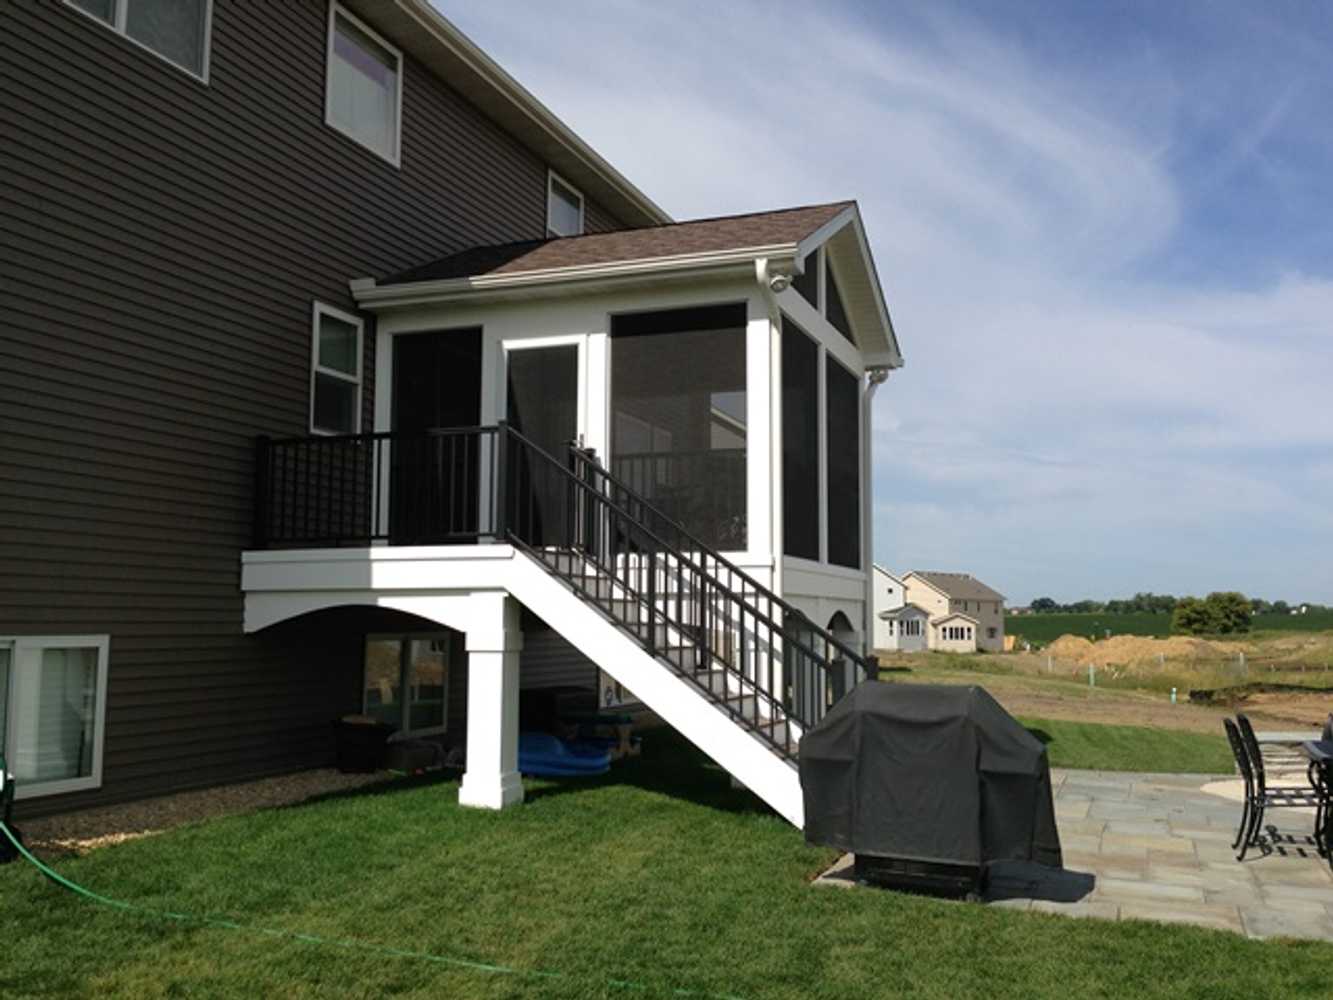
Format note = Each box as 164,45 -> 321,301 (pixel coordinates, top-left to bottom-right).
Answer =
518,732 -> 612,777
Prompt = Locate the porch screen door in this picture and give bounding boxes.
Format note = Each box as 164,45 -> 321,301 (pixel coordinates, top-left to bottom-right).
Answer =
505,345 -> 579,547
390,328 -> 482,544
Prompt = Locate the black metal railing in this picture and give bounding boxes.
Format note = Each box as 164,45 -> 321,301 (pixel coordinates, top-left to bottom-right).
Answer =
252,424 -> 870,759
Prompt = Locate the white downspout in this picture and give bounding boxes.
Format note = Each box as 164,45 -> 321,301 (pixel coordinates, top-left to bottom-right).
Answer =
862,367 -> 891,660
755,257 -> 789,600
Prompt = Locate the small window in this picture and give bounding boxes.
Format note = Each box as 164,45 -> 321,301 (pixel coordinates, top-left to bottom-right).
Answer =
310,303 -> 363,435
825,254 -> 854,343
547,172 -> 585,237
1,636 -> 110,799
792,249 -> 819,308
65,0 -> 212,80
364,635 -> 451,735
326,5 -> 402,166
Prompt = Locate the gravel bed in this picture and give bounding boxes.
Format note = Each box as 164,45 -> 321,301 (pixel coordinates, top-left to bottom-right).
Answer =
19,769 -> 394,856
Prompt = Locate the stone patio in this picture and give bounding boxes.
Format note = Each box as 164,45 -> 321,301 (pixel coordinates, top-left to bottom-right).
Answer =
816,768 -> 1333,942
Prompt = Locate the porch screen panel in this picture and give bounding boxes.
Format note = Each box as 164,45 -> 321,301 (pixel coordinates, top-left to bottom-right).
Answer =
781,317 -> 819,560
826,357 -> 861,568
611,304 -> 747,551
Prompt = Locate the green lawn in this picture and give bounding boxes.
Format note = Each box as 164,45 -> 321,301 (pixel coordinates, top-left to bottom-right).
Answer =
1017,717 -> 1233,774
2,733 -> 1326,1000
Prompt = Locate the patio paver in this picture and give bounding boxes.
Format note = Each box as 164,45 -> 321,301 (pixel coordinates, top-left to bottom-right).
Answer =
813,767 -> 1333,942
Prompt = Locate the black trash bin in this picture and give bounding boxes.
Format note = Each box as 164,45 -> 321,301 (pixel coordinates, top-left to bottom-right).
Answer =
333,716 -> 396,773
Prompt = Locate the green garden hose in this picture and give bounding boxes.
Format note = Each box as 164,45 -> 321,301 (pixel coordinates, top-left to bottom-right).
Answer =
0,767 -> 742,1000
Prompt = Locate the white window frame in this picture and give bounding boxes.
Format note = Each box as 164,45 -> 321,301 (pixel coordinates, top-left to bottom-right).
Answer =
325,2 -> 404,168
546,169 -> 586,238
1,635 -> 111,801
363,633 -> 451,738
63,0 -> 214,84
310,302 -> 364,436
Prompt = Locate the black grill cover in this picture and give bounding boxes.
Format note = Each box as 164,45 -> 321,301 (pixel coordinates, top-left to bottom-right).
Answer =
800,682 -> 1062,869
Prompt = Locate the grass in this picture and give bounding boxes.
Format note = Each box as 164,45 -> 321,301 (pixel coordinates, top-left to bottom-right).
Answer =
4,733 -> 1324,999
1006,611 -> 1333,645
1016,717 -> 1233,774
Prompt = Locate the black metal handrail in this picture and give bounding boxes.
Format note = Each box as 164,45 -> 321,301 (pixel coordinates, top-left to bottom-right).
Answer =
498,425 -> 867,752
571,445 -> 870,675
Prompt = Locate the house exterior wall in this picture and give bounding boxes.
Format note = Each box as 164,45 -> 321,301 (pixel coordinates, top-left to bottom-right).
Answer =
903,578 -> 951,624
0,0 -> 631,815
931,616 -> 978,653
871,567 -> 904,651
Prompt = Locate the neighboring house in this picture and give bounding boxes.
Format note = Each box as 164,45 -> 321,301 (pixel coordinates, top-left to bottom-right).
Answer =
2,1 -> 903,827
902,572 -> 1007,653
878,604 -> 930,653
871,565 -> 904,650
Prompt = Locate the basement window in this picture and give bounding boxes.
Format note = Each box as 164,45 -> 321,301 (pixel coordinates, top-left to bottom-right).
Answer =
310,303 -> 363,435
0,636 -> 110,800
547,171 -> 585,237
65,0 -> 213,81
326,4 -> 403,166
364,635 -> 452,735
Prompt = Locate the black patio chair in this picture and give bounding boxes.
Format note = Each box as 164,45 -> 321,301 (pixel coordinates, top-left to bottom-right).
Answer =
1232,714 -> 1322,860
1322,713 -> 1333,743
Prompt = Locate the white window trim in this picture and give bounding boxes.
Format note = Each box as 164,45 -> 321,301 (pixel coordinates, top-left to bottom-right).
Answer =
364,633 -> 451,738
2,635 -> 111,801
63,0 -> 213,85
325,2 -> 404,168
310,301 -> 365,436
546,169 -> 586,238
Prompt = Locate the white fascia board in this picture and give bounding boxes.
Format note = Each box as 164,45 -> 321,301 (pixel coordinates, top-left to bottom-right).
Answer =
351,244 -> 802,311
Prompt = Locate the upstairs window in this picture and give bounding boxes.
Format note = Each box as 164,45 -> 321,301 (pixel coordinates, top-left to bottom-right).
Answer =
310,304 -> 363,435
326,5 -> 402,166
65,0 -> 212,80
547,172 -> 585,237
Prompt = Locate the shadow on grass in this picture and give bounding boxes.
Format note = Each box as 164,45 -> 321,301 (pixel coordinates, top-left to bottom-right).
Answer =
282,728 -> 775,819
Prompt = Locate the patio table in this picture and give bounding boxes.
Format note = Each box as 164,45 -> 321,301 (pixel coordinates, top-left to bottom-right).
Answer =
1299,740 -> 1333,867
1256,730 -> 1322,772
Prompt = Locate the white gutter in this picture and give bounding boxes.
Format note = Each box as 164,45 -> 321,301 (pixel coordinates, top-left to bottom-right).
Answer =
353,244 -> 803,310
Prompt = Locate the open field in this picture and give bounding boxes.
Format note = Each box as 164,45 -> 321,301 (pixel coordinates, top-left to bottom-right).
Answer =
877,652 -> 1333,732
5,731 -> 1333,1000
1007,611 -> 1333,645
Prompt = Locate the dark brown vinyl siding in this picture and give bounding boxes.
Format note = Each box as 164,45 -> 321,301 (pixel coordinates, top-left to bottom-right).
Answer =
0,0 -> 630,816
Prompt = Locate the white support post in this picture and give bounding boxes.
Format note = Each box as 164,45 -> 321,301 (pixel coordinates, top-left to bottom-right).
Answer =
458,592 -> 525,810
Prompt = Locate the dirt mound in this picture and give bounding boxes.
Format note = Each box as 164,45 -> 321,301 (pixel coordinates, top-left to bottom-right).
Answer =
1043,633 -> 1246,666
1045,635 -> 1095,661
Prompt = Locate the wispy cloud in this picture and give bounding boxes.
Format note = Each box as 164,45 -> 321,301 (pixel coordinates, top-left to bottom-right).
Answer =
444,0 -> 1333,603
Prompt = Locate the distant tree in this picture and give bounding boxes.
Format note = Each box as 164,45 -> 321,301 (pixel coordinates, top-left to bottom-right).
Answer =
1030,597 -> 1058,613
1207,592 -> 1252,634
1172,597 -> 1217,636
1105,599 -> 1127,615
1272,600 -> 1290,615
1069,600 -> 1103,614
1250,598 -> 1272,615
1172,593 -> 1252,635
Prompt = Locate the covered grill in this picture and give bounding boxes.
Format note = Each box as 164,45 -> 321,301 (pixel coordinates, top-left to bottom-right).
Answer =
800,682 -> 1062,895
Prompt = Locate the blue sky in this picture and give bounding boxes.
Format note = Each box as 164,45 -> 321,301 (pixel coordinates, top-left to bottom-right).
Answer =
443,1 -> 1333,605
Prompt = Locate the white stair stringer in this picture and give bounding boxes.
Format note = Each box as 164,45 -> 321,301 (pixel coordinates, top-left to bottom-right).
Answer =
506,550 -> 805,827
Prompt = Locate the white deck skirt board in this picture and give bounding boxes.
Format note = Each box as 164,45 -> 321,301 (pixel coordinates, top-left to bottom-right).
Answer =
242,546 -> 805,826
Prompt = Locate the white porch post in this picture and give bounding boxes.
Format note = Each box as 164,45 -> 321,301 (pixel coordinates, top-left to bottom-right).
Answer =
458,591 -> 525,810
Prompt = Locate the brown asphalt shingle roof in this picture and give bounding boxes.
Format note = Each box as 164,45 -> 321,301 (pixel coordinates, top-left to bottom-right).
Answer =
382,201 -> 853,285
910,572 -> 1006,603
